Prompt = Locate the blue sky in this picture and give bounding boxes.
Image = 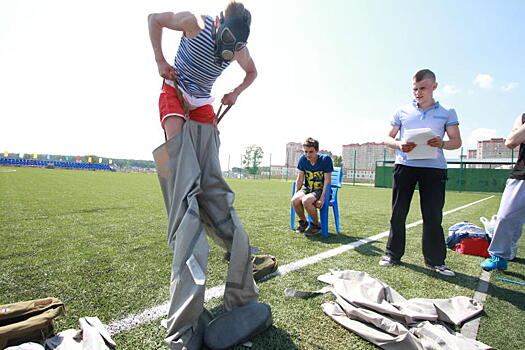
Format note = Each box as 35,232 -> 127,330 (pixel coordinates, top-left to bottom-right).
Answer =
0,0 -> 523,168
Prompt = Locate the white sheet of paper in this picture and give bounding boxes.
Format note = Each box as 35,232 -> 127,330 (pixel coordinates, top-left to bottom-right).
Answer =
403,128 -> 438,160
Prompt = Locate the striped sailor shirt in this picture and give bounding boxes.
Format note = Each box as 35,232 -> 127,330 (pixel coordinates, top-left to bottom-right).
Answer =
174,15 -> 230,99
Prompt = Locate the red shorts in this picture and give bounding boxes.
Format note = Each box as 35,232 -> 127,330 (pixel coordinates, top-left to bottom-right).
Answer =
159,83 -> 216,127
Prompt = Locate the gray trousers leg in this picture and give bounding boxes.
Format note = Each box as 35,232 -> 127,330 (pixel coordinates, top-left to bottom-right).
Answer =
488,178 -> 525,260
153,121 -> 258,350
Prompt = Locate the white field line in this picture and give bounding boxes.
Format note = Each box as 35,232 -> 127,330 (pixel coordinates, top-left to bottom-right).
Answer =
106,195 -> 495,335
460,269 -> 491,339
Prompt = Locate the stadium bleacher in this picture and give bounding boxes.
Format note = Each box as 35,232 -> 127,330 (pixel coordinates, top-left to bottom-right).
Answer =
0,158 -> 113,171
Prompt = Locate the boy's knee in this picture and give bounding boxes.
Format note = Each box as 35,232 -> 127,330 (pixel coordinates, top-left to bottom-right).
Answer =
291,195 -> 302,206
301,196 -> 313,206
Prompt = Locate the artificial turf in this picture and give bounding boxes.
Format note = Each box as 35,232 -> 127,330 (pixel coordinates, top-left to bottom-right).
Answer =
1,167 -> 523,349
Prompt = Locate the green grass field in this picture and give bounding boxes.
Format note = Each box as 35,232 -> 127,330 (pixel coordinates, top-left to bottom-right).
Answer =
1,167 -> 524,349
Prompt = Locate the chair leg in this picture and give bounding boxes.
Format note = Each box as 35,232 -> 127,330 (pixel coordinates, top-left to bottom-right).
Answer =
319,192 -> 330,238
333,203 -> 340,234
290,182 -> 296,230
320,205 -> 329,237
290,206 -> 296,230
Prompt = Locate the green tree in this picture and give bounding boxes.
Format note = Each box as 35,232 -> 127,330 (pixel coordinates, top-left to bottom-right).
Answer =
333,155 -> 343,167
242,145 -> 264,175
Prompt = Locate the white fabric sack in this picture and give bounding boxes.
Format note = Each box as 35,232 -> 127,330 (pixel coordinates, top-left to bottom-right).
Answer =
44,317 -> 115,350
5,343 -> 45,350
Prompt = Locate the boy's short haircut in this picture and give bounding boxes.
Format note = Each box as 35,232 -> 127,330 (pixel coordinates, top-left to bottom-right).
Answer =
225,1 -> 251,26
413,69 -> 436,83
303,138 -> 319,151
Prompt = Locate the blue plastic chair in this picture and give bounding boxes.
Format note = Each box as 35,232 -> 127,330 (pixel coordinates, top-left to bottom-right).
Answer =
290,167 -> 343,237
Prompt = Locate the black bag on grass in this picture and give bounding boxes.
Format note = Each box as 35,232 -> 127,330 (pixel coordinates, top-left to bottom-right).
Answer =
204,302 -> 273,350
0,298 -> 65,349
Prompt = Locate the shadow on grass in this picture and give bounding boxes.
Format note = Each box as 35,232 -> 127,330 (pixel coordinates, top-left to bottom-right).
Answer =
510,256 -> 525,266
31,206 -> 134,218
353,241 -> 386,257
209,305 -> 299,350
401,262 -> 525,312
501,270 -> 525,281
65,206 -> 133,214
304,232 -> 364,245
303,232 -> 386,259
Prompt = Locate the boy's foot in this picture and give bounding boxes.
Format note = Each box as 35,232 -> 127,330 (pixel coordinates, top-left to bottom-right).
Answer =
480,256 -> 508,271
378,255 -> 399,267
296,219 -> 308,233
430,264 -> 456,277
304,223 -> 321,236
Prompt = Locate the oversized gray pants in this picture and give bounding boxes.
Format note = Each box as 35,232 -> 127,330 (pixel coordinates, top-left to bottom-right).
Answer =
488,178 -> 525,260
153,120 -> 258,349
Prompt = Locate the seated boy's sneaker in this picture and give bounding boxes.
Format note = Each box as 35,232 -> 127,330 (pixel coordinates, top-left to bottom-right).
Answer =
296,219 -> 308,233
304,223 -> 321,236
433,264 -> 456,277
378,255 -> 398,267
480,256 -> 508,271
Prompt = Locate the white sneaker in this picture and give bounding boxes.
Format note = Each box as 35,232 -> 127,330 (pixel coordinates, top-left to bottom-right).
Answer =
379,256 -> 399,267
433,264 -> 456,277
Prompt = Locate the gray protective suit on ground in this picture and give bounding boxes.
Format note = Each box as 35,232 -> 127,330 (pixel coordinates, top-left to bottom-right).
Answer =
287,270 -> 492,350
153,120 -> 259,349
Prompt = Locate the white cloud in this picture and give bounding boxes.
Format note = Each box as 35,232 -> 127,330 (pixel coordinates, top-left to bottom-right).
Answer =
442,85 -> 461,94
465,128 -> 499,149
501,82 -> 519,92
473,74 -> 494,89
467,89 -> 474,95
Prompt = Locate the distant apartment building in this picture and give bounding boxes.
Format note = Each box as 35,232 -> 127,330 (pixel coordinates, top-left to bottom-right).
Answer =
465,149 -> 479,168
342,142 -> 395,180
270,165 -> 297,179
285,142 -> 302,168
465,138 -> 514,169
476,138 -> 512,159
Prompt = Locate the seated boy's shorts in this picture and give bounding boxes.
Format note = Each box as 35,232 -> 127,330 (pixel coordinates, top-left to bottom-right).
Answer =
300,188 -> 323,200
159,82 -> 216,126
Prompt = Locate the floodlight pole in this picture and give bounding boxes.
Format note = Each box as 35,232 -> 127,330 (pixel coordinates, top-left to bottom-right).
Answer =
227,154 -> 230,178
458,147 -> 464,192
383,148 -> 387,188
353,149 -> 357,186
269,153 -> 272,180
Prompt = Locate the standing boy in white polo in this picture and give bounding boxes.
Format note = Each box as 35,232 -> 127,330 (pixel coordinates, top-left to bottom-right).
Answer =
379,69 -> 462,277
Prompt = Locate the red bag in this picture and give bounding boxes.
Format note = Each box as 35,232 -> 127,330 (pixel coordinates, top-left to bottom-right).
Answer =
454,237 -> 490,257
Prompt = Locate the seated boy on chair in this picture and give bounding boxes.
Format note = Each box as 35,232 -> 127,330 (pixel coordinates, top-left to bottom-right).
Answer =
291,138 -> 334,236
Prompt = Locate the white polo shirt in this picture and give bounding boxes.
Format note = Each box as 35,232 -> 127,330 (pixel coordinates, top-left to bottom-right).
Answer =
391,100 -> 459,169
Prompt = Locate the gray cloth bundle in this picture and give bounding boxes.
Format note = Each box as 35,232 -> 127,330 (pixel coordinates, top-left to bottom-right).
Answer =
288,270 -> 491,350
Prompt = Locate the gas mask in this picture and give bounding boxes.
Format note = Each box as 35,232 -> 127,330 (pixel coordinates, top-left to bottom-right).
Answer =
213,11 -> 250,65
